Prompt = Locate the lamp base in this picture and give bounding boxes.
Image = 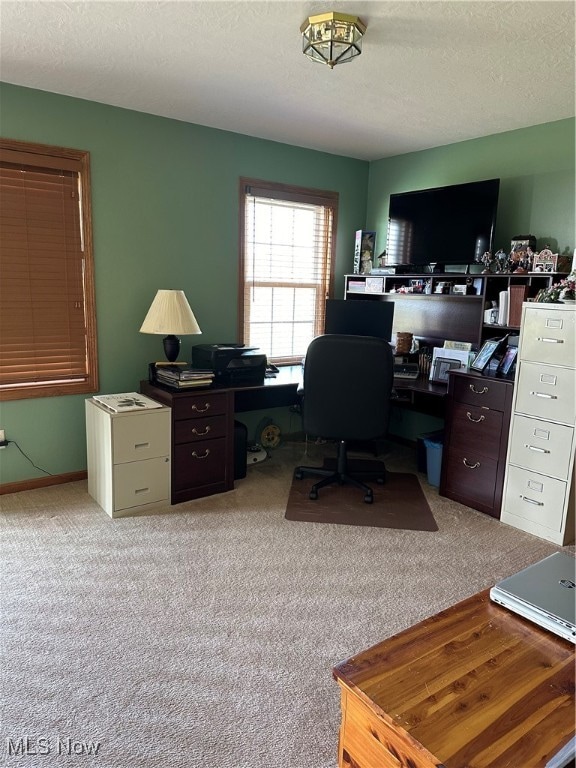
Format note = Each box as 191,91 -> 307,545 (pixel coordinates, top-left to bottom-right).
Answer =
163,335 -> 181,362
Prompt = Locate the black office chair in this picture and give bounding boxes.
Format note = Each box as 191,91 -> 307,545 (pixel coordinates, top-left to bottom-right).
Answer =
294,334 -> 394,504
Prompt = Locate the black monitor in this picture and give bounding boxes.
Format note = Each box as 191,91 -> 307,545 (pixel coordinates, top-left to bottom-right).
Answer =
324,299 -> 394,342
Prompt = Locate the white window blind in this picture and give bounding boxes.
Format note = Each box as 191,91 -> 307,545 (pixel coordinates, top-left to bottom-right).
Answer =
240,179 -> 337,364
0,139 -> 98,400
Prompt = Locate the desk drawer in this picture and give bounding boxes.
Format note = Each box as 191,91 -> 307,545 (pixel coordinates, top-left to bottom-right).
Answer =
173,414 -> 228,444
451,375 -> 507,411
449,402 -> 503,460
172,438 -> 227,491
515,362 -> 575,425
443,447 -> 497,510
172,392 -> 228,421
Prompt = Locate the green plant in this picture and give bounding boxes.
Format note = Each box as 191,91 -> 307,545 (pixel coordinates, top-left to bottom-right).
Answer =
536,274 -> 576,303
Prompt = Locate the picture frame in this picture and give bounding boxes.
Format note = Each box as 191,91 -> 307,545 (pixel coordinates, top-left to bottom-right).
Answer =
430,356 -> 462,383
470,339 -> 501,372
497,345 -> 518,377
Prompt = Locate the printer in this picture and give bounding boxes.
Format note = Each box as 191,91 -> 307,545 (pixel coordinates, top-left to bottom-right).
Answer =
192,344 -> 267,386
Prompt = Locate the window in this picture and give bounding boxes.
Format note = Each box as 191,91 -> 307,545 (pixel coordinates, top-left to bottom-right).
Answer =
239,178 -> 337,364
0,138 -> 98,400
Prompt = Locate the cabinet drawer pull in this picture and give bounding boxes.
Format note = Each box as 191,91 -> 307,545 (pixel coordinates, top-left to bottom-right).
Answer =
462,458 -> 480,469
191,402 -> 211,413
537,337 -> 564,344
191,449 -> 210,460
134,442 -> 150,449
524,444 -> 550,454
530,391 -> 557,399
135,487 -> 150,495
469,385 -> 488,395
520,495 -> 544,506
466,412 -> 485,423
192,426 -> 211,436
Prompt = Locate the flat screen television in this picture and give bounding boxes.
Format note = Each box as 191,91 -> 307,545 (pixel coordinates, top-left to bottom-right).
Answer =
324,299 -> 394,342
385,178 -> 500,268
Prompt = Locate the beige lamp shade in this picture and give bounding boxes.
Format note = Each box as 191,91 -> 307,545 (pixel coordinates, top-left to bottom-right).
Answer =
140,289 -> 201,362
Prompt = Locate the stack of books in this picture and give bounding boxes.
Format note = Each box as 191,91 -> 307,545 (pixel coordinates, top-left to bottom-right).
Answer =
154,364 -> 214,389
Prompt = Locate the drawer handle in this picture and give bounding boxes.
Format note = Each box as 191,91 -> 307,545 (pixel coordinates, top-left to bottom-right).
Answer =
537,337 -> 564,344
530,391 -> 557,400
525,444 -> 550,454
466,412 -> 485,423
191,403 -> 211,413
191,449 -> 210,460
134,442 -> 150,449
469,385 -> 488,395
520,495 -> 544,506
462,458 -> 480,469
192,426 -> 211,436
135,487 -> 150,495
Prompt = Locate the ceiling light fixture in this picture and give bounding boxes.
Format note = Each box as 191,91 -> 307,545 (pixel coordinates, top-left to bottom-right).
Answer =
300,12 -> 367,69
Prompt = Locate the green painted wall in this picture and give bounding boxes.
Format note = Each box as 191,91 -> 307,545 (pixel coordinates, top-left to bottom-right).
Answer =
1,83 -> 574,485
367,119 -> 575,258
0,83 -> 368,483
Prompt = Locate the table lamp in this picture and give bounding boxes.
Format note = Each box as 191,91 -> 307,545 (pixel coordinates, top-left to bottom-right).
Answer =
139,289 -> 201,362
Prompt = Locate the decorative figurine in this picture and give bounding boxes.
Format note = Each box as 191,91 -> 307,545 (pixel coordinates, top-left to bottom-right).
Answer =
494,249 -> 508,273
481,251 -> 494,273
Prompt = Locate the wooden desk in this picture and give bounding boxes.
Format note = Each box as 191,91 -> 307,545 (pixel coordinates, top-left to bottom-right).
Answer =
140,368 -> 302,504
333,590 -> 575,768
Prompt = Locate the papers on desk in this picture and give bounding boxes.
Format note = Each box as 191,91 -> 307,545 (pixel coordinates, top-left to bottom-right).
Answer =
93,393 -> 163,412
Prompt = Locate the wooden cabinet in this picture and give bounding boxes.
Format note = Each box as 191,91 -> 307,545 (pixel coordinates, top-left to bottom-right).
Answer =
140,381 -> 234,504
85,398 -> 171,518
440,370 -> 513,517
501,303 -> 576,545
333,590 -> 575,768
344,272 -> 565,346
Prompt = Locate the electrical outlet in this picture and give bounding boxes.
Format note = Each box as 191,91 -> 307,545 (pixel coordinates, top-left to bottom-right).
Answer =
0,429 -> 6,449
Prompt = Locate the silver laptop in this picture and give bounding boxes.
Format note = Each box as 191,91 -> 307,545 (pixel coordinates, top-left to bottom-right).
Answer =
490,552 -> 576,644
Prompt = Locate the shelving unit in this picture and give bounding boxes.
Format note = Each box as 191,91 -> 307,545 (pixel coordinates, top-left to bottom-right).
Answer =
344,272 -> 565,347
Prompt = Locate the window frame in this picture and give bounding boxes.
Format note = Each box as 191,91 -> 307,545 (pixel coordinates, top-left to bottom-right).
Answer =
0,137 -> 98,401
238,177 -> 338,365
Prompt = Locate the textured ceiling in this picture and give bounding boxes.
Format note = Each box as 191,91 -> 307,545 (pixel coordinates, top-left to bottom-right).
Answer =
0,1 -> 574,161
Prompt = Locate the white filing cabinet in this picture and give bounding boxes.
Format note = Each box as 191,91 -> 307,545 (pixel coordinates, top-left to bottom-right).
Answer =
501,303 -> 575,545
86,398 -> 171,518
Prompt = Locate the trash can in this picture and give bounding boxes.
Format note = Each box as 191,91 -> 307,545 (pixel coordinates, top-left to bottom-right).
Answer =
423,437 -> 443,487
417,430 -> 444,474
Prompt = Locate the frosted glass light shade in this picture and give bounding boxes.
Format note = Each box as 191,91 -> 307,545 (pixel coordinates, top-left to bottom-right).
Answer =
300,12 -> 366,69
139,290 -> 201,335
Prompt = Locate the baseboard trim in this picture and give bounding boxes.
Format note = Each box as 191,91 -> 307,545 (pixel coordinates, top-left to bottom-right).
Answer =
0,470 -> 87,496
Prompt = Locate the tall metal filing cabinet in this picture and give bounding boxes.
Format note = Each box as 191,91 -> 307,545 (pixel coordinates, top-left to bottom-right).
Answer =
86,398 -> 171,518
439,371 -> 513,518
501,303 -> 575,545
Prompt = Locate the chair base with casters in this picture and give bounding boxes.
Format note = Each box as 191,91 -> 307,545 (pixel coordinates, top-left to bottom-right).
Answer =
294,439 -> 386,504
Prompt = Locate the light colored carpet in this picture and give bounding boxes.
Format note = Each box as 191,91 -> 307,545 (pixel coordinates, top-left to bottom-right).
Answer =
1,440 -> 572,768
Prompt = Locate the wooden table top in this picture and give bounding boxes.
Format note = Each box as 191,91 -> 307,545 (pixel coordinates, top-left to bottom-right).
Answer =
333,590 -> 575,767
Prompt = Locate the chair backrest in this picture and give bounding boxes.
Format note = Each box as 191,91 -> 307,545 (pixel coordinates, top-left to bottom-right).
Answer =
302,334 -> 394,442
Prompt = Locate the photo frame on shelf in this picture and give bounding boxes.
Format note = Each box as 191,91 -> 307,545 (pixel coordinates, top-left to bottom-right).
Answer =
428,347 -> 469,383
430,356 -> 462,384
497,345 -> 518,377
470,339 -> 501,373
